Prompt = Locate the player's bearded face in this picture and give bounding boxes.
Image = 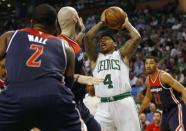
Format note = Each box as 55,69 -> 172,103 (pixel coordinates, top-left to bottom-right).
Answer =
99,36 -> 116,54
145,59 -> 157,74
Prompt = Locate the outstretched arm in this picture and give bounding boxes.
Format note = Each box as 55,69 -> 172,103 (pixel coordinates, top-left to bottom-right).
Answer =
119,18 -> 141,60
138,81 -> 152,113
84,21 -> 104,62
74,74 -> 103,85
161,71 -> 186,102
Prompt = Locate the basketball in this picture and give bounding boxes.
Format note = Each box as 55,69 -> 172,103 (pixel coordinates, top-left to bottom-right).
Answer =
102,6 -> 127,30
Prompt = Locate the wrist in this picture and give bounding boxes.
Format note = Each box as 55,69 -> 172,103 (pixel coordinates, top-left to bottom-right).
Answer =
99,21 -> 105,26
124,22 -> 132,29
74,75 -> 80,83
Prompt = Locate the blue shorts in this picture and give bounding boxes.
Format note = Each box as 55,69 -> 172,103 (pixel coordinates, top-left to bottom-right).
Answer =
161,102 -> 186,131
0,79 -> 82,131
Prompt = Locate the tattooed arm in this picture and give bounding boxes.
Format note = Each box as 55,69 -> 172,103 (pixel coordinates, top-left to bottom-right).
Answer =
119,17 -> 141,63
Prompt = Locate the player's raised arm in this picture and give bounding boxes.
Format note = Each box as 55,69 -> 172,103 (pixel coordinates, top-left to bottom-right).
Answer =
119,18 -> 141,59
84,21 -> 104,62
75,17 -> 86,44
160,71 -> 186,102
0,31 -> 14,60
138,81 -> 152,113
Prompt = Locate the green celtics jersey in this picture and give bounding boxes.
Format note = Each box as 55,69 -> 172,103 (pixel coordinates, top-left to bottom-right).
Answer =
93,50 -> 131,97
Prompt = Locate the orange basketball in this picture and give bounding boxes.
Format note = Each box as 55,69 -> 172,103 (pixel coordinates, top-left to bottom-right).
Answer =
102,6 -> 127,30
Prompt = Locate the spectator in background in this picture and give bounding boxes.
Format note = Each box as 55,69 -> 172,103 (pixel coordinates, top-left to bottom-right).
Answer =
135,91 -> 145,108
131,78 -> 145,98
130,72 -> 138,87
146,103 -> 157,123
145,111 -> 161,131
139,113 -> 150,131
133,54 -> 144,76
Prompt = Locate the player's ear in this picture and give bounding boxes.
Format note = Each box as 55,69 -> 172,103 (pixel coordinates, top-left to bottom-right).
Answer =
113,42 -> 117,49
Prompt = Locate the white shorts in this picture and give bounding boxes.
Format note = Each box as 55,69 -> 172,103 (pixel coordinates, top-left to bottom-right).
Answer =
95,96 -> 141,131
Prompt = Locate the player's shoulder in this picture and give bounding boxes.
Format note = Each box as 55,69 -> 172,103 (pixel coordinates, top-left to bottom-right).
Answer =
159,70 -> 173,84
159,70 -> 170,79
58,34 -> 81,53
1,30 -> 15,37
0,31 -> 15,45
58,34 -> 78,45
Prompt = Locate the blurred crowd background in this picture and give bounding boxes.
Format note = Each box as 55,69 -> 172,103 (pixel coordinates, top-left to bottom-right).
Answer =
0,0 -> 186,130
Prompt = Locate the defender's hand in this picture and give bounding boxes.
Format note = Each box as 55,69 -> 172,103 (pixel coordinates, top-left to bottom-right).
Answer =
78,75 -> 103,85
79,17 -> 85,32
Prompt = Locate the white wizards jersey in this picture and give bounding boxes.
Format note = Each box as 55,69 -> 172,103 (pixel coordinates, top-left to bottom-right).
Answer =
93,50 -> 131,97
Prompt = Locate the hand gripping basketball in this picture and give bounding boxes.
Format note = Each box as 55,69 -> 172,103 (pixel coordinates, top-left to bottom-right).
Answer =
101,6 -> 127,30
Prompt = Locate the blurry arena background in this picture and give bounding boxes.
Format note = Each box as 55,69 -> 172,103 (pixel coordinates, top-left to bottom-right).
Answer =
0,0 -> 186,130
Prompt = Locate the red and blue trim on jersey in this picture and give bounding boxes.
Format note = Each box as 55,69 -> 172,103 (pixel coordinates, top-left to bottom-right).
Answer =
19,28 -> 57,39
147,70 -> 185,131
58,34 -> 81,53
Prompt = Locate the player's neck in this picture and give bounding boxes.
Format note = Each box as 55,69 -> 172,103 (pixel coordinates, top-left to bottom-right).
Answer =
150,69 -> 159,80
32,24 -> 53,34
61,27 -> 76,40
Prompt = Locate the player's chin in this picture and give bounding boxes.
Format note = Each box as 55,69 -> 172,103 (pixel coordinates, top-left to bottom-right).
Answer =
145,70 -> 152,74
100,49 -> 108,54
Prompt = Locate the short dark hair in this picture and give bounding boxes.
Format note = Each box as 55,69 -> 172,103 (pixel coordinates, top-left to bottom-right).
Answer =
145,55 -> 158,63
99,29 -> 118,42
32,4 -> 57,26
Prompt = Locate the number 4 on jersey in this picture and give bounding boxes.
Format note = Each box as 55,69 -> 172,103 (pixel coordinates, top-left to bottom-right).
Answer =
103,74 -> 113,88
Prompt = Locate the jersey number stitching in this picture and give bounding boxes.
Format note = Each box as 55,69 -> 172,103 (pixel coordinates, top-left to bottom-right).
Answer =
103,74 -> 113,88
26,44 -> 43,68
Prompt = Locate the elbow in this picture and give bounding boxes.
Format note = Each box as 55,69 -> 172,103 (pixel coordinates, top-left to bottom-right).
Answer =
134,35 -> 142,44
134,34 -> 142,43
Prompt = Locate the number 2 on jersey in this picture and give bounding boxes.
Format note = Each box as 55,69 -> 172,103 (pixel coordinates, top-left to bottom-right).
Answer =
103,74 -> 113,88
26,44 -> 43,68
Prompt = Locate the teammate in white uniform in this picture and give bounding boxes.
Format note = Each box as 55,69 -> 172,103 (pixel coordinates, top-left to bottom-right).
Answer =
84,13 -> 141,131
